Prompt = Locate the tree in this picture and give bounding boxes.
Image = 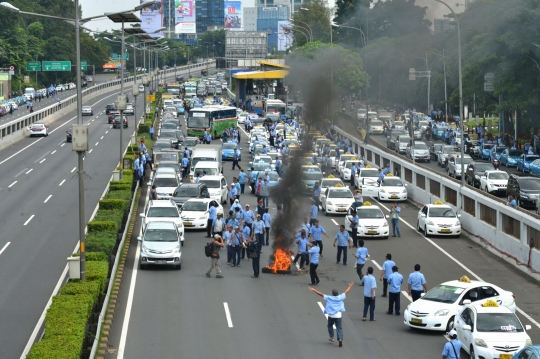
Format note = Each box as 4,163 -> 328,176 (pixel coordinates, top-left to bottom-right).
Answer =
27,22 -> 44,39
291,0 -> 333,47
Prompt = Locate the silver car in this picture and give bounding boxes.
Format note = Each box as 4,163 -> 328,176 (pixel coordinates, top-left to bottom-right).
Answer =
123,103 -> 134,115
447,153 -> 473,178
405,141 -> 430,162
437,145 -> 459,168
82,105 -> 93,116
140,199 -> 185,244
138,221 -> 182,270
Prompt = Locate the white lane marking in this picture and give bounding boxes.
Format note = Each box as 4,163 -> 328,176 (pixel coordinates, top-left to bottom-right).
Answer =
51,150 -> 56,154
24,215 -> 35,226
8,181 -> 17,188
44,195 -> 52,203
71,167 -> 76,173
39,158 -> 46,164
317,302 -> 336,329
92,119 -> 95,122
59,179 -> 66,186
401,290 -> 413,302
223,302 -> 234,328
25,169 -> 33,175
95,142 -> 99,146
371,259 -> 382,270
0,242 -> 10,256
290,255 -> 300,270
61,143 -> 65,147
106,130 -> 109,134
331,219 -> 339,226
14,168 -> 28,178
101,136 -> 104,139
88,149 -> 93,153
57,140 -> 64,145
34,151 -> 50,163
372,198 -> 540,329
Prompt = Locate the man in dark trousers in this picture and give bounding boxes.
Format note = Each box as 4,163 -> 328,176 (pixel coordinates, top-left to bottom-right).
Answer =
206,234 -> 224,278
247,231 -> 260,278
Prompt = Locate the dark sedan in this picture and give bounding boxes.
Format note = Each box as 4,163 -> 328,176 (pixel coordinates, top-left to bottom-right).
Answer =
66,128 -> 72,142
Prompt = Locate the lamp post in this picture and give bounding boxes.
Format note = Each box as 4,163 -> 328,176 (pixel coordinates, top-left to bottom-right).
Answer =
0,0 -> 156,281
300,7 -> 332,44
290,18 -> 313,42
436,0 -> 464,189
290,23 -> 310,44
427,50 -> 448,122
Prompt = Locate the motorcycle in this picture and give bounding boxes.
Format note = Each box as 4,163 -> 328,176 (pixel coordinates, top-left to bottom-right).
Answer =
493,158 -> 500,169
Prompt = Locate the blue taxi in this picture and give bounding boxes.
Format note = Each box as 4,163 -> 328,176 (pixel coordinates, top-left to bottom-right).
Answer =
256,170 -> 280,187
517,154 -> 540,173
222,142 -> 241,161
529,159 -> 540,177
480,143 -> 496,160
512,345 -> 540,359
489,145 -> 508,164
301,165 -> 323,194
500,148 -> 522,167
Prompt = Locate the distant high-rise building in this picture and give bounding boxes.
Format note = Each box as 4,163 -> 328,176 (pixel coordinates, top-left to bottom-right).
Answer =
433,18 -> 456,34
244,7 -> 258,31
257,5 -> 289,53
196,0 -> 225,33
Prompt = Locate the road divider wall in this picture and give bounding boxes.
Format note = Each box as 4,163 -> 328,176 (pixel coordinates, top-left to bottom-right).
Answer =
334,125 -> 540,280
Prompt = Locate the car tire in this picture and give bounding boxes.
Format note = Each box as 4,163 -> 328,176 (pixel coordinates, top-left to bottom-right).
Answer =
470,346 -> 476,359
175,264 -> 181,270
424,226 -> 429,237
446,316 -> 455,332
139,263 -> 147,270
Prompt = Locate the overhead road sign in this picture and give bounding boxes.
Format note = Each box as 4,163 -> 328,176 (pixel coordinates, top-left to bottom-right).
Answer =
42,61 -> 71,71
26,62 -> 40,71
80,60 -> 87,71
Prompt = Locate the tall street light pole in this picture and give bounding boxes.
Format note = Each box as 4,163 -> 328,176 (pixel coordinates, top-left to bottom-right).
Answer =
290,18 -> 313,42
436,0 -> 464,190
427,50 -> 448,121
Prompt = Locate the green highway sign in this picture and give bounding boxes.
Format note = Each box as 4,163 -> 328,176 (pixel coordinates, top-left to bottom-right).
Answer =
112,53 -> 129,61
42,61 -> 72,71
81,60 -> 87,71
26,61 -> 41,71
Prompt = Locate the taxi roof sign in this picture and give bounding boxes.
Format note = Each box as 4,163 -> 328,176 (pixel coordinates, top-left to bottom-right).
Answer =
334,183 -> 343,187
482,299 -> 499,307
459,275 -> 471,283
307,162 -> 313,166
351,157 -> 357,161
366,165 -> 373,168
386,173 -> 394,177
345,152 -> 351,154
363,201 -> 372,206
433,200 -> 444,205
327,174 -> 335,178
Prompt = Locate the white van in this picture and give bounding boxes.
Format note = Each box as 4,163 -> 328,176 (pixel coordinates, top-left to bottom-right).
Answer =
24,87 -> 35,100
191,161 -> 220,183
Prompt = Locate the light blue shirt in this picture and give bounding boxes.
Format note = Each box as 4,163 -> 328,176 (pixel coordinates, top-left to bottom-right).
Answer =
441,340 -> 462,359
238,172 -> 248,184
185,149 -> 190,159
242,225 -> 251,241
335,230 -> 350,246
313,187 -> 321,197
231,202 -> 242,212
223,230 -> 233,243
275,159 -> 281,168
362,274 -> 377,297
235,210 -> 245,220
208,206 -> 217,220
263,147 -> 268,154
308,246 -> 320,264
351,215 -> 359,229
134,158 -> 140,170
309,205 -> 318,219
229,187 -> 238,199
387,272 -> 404,293
408,271 -> 427,291
244,210 -> 255,224
227,218 -> 240,228
381,260 -> 396,279
296,234 -> 309,252
262,213 -> 271,227
355,247 -> 369,264
235,182 -> 241,193
253,220 -> 264,234
181,157 -> 189,168
309,225 -> 326,241
322,294 -> 346,315
390,206 -> 400,220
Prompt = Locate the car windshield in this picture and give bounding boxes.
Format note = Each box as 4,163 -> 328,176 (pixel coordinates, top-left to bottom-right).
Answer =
147,207 -> 179,218
159,132 -> 176,139
155,153 -> 178,162
159,163 -> 179,171
495,147 -> 507,153
187,115 -> 210,128
520,178 -> 540,190
223,143 -> 237,149
477,313 -> 524,333
508,150 -> 522,156
455,157 -> 473,165
525,155 -> 540,162
488,172 -> 508,180
195,167 -> 218,176
345,162 -> 357,169
422,285 -> 462,304
182,201 -> 207,211
483,144 -> 495,150
399,137 -> 411,143
360,169 -> 379,177
329,189 -> 353,198
153,177 -> 178,187
443,147 -> 457,154
340,156 -> 355,162
255,157 -> 272,164
321,179 -> 343,187
199,179 -> 220,188
252,163 -> 270,171
302,172 -> 323,181
381,178 -> 403,187
394,121 -> 404,126
371,120 -> 383,126
162,123 -> 177,130
428,207 -> 456,218
143,228 -> 178,242
475,163 -> 495,171
414,143 -> 428,150
183,138 -> 197,146
419,121 -> 429,126
432,145 -> 443,151
174,187 -> 199,197
358,208 -> 384,219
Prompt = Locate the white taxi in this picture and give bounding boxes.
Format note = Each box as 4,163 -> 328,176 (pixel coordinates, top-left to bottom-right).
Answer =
455,299 -> 531,359
480,170 -> 509,195
377,174 -> 408,201
335,153 -> 357,172
318,176 -> 346,202
321,185 -> 354,215
354,166 -> 379,189
403,276 -> 516,332
140,199 -> 185,244
180,199 -> 223,230
417,201 -> 461,238
198,175 -> 228,204
340,159 -> 361,181
345,201 -> 389,239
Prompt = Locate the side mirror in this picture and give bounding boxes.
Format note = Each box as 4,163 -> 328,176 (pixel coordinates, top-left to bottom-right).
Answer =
139,213 -> 145,218
147,182 -> 152,186
404,184 -> 408,187
457,214 -> 461,218
525,325 -> 532,331
420,213 -> 426,217
420,293 -> 425,297
249,161 -> 253,165
462,299 -> 471,305
385,215 -> 390,219
462,325 -> 472,332
137,236 -> 142,241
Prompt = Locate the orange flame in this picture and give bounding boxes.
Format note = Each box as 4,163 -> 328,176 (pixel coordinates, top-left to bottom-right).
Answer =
266,247 -> 292,273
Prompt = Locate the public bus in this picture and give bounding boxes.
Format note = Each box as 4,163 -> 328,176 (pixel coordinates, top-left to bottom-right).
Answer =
166,83 -> 181,96
183,82 -> 197,98
187,105 -> 238,139
264,99 -> 287,121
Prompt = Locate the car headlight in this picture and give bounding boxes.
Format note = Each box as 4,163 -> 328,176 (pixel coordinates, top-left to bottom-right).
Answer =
434,309 -> 449,316
474,338 -> 488,348
475,175 -> 480,179
455,221 -> 461,226
526,339 -> 533,346
198,215 -> 207,220
173,245 -> 180,253
402,189 -> 407,194
521,193 -> 529,199
142,244 -> 148,252
327,201 -> 333,205
380,189 -> 386,193
426,220 -> 434,225
383,222 -> 388,227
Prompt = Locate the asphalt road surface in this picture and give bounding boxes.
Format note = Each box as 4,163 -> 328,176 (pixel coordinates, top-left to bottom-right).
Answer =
0,66 -> 215,359
105,117 -> 540,359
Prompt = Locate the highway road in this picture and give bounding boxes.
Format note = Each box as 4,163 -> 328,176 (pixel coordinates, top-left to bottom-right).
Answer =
106,116 -> 540,359
0,66 -> 213,359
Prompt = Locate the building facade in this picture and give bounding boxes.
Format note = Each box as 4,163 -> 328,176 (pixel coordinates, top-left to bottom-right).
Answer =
256,5 -> 289,53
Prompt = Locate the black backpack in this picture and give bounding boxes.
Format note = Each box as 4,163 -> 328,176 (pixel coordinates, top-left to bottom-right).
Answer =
205,243 -> 213,257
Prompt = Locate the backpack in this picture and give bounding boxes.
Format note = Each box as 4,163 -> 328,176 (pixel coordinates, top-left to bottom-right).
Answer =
204,243 -> 213,257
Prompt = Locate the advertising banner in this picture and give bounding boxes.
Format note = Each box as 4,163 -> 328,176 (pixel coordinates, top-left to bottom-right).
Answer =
175,0 -> 196,34
140,0 -> 164,37
224,1 -> 242,31
277,20 -> 293,51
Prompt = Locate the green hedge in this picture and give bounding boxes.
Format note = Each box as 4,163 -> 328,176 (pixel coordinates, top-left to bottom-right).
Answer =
105,189 -> 132,202
110,183 -> 132,191
86,260 -> 109,293
86,251 -> 108,262
60,281 -> 101,303
85,231 -> 117,256
27,334 -> 82,359
88,220 -> 117,233
139,124 -> 149,133
99,199 -> 125,211
94,209 -> 123,228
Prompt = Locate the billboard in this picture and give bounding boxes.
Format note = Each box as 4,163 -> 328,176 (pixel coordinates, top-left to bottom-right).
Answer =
140,0 -> 163,37
175,0 -> 196,34
277,20 -> 293,51
224,1 -> 242,31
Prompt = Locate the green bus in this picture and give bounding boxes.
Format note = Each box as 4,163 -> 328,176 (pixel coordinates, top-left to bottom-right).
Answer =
187,106 -> 238,139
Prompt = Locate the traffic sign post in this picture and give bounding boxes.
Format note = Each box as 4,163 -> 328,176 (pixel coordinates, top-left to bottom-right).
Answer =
80,61 -> 88,71
26,61 -> 41,71
42,61 -> 72,71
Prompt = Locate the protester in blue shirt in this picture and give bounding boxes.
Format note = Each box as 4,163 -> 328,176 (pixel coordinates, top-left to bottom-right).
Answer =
212,213 -> 226,237
309,220 -> 329,257
333,225 -> 352,265
181,155 -> 189,179
274,158 -> 282,174
309,282 -> 355,347
353,240 -> 369,284
407,264 -> 428,302
243,204 -> 255,230
253,214 -> 265,250
361,267 -> 377,321
307,242 -> 321,284
293,230 -> 309,269
387,266 -> 403,315
205,202 -> 218,238
379,253 -> 396,297
238,169 -> 248,194
442,330 -> 462,359
390,202 -> 401,237
262,208 -> 272,246
309,202 -> 319,225
229,184 -> 238,206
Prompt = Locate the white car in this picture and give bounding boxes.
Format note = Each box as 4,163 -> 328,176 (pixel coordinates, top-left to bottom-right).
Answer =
149,173 -> 181,199
377,175 -> 407,201
340,160 -> 361,181
180,198 -> 223,230
138,221 -> 182,270
336,154 -> 357,172
356,177 -> 379,197
138,85 -> 145,92
7,100 -> 18,110
455,300 -> 530,359
480,170 -> 509,195
140,200 -> 185,244
392,120 -> 405,131
237,113 -> 247,124
321,186 -> 355,215
198,175 -> 229,204
318,177 -> 346,201
251,155 -> 273,170
82,105 -> 93,116
354,167 -> 379,189
29,123 -> 48,137
417,202 -> 461,237
56,85 -> 65,92
345,203 -> 389,239
154,166 -> 181,181
404,277 -> 516,332
164,106 -> 177,118
266,151 -> 282,167
405,141 -> 430,162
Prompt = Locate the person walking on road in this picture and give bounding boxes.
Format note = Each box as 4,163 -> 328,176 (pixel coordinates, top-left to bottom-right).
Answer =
206,234 -> 224,278
253,214 -> 265,250
260,179 -> 270,208
149,125 -> 154,141
442,329 -> 462,359
205,202 -> 217,238
229,184 -> 238,206
232,149 -> 241,170
390,202 -> 401,237
293,229 -> 309,269
407,264 -> 428,302
379,253 -> 396,297
361,267 -> 377,321
309,282 -> 355,347
238,169 -> 247,194
181,153 -> 189,179
247,230 -> 260,278
150,185 -> 159,200
386,266 -> 403,315
212,212 -> 226,238
308,241 -> 320,284
333,225 -> 352,265
349,209 -> 359,247
262,207 -> 272,245
309,220 -> 328,257
353,240 -> 369,284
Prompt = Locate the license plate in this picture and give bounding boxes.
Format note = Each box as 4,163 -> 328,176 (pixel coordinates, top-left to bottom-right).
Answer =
499,355 -> 512,359
337,208 -> 346,212
391,195 -> 398,199
156,260 -> 167,264
184,222 -> 193,227
441,229 -> 451,233
410,318 -> 422,324
367,230 -> 377,235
